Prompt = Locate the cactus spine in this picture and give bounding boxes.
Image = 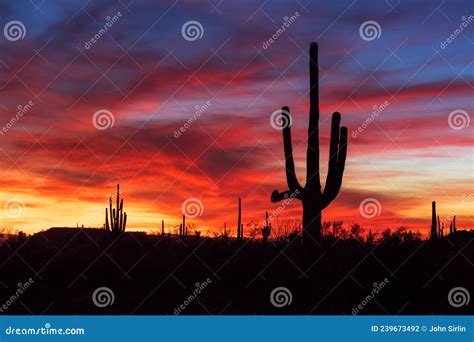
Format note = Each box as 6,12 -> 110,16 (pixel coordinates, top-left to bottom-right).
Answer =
105,184 -> 127,234
271,43 -> 348,247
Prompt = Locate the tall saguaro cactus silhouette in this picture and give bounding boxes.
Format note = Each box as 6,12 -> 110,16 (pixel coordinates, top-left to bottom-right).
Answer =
271,43 -> 348,245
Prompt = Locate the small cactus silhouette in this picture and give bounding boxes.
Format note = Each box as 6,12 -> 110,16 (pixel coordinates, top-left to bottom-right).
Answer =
179,214 -> 187,237
222,222 -> 229,239
261,211 -> 271,242
431,201 -> 437,240
237,197 -> 244,239
105,184 -> 127,234
271,42 -> 348,247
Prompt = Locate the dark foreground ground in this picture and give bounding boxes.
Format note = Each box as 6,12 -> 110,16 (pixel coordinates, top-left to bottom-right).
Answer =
0,228 -> 472,315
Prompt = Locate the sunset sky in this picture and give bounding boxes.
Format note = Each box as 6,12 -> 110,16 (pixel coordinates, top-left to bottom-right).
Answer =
0,0 -> 472,236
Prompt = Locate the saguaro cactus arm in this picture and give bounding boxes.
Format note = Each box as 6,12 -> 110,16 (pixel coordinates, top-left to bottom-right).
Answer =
105,208 -> 110,231
322,113 -> 348,207
282,107 -> 303,193
271,107 -> 303,202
